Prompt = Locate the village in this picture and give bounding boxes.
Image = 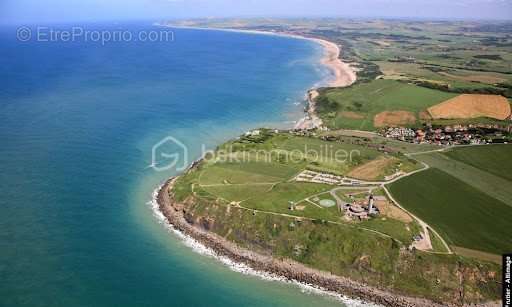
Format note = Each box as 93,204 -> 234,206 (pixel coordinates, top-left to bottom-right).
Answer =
381,123 -> 512,145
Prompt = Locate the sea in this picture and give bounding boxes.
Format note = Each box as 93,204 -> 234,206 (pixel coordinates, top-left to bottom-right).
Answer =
0,21 -> 371,306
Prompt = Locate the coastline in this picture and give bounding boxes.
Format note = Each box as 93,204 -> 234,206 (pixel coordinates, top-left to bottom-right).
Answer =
150,25 -> 415,306
149,25 -> 441,306
309,37 -> 357,88
155,177 -> 448,307
293,37 -> 356,130
158,23 -> 356,130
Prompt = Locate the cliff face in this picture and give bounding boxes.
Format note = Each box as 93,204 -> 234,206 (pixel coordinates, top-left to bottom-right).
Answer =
160,180 -> 501,306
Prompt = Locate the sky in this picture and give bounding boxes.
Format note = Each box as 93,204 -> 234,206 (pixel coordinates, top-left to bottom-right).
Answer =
1,0 -> 512,24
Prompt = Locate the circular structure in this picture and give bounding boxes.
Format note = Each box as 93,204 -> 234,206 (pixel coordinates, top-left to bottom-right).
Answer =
319,199 -> 336,208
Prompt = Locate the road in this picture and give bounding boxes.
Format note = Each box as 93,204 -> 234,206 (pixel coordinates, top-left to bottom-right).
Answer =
195,143 -> 461,255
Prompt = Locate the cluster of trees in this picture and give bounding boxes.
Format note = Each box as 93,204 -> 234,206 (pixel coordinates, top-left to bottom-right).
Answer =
315,94 -> 338,114
356,61 -> 382,83
410,79 -> 512,98
473,54 -> 504,61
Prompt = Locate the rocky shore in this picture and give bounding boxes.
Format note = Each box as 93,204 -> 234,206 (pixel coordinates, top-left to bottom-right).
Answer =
157,177 -> 453,307
294,89 -> 324,130
293,36 -> 356,130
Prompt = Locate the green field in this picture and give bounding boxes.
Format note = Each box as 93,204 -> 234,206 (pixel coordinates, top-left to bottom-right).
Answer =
318,129 -> 440,154
198,161 -> 300,185
184,195 -> 500,303
388,168 -> 512,255
444,145 -> 512,181
428,228 -> 449,253
217,132 -> 389,175
413,145 -> 512,207
174,159 -> 501,303
164,18 -> 510,303
242,182 -> 334,215
176,132 -> 424,242
375,61 -> 512,90
316,79 -> 456,130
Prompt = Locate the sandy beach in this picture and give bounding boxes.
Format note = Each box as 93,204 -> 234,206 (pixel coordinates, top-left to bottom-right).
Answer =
158,23 -> 356,130
156,177 -> 454,307
310,37 -> 357,88
161,24 -> 356,87
292,37 -> 356,130
152,25 -> 432,305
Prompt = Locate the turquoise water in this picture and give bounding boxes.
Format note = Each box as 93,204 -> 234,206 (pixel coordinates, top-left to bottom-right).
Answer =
0,23 -> 353,306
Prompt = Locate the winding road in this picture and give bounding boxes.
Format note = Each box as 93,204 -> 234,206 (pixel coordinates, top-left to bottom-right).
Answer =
194,145 -> 459,255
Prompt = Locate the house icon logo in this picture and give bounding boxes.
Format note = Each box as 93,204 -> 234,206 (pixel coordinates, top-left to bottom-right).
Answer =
151,136 -> 189,172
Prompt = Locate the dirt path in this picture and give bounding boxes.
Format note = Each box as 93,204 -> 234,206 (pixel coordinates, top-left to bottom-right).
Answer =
232,201 -> 401,243
196,147 -> 454,255
199,182 -> 279,187
380,157 -> 453,254
158,177 -> 449,307
382,185 -> 452,254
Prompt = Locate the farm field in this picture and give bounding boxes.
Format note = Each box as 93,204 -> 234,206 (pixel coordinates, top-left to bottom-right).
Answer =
316,79 -> 457,130
169,129 -> 503,303
375,61 -> 512,87
318,129 -> 440,154
176,131 -> 424,244
413,145 -> 512,207
347,156 -> 398,180
375,61 -> 512,96
177,18 -> 512,132
177,18 -> 512,76
195,164 -> 421,244
444,144 -> 512,181
427,94 -> 511,120
163,18 -> 510,303
388,168 -> 512,255
428,116 -> 512,127
216,132 -> 409,175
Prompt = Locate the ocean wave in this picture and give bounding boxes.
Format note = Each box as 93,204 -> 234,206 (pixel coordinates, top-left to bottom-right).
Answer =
147,185 -> 380,307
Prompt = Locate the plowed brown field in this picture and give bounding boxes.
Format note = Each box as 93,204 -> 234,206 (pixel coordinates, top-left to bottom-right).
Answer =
347,156 -> 398,181
374,111 -> 416,127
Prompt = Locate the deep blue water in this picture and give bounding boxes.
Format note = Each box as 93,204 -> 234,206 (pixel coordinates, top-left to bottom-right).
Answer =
0,22 -> 350,306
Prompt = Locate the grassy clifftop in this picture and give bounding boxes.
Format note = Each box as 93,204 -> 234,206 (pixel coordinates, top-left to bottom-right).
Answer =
170,131 -> 502,304
176,195 -> 500,304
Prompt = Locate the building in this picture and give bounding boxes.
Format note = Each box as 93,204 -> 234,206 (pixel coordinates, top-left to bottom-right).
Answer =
344,203 -> 368,219
343,194 -> 380,220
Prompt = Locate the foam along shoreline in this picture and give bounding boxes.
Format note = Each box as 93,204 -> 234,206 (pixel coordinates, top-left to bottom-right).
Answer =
149,182 -> 377,307
310,37 -> 357,88
159,24 -> 356,87
155,177 -> 449,307
293,37 -> 357,130
157,24 -> 356,130
292,37 -> 356,130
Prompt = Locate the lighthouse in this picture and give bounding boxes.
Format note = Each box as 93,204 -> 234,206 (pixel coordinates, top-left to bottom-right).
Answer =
368,194 -> 375,214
